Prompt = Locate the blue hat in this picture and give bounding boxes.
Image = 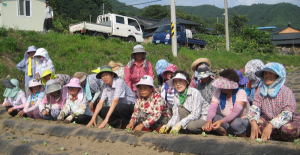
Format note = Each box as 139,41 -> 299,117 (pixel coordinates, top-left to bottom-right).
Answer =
236,70 -> 248,85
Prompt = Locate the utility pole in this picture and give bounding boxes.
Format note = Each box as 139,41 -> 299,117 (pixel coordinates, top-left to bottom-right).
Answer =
225,0 -> 230,51
103,3 -> 104,15
170,0 -> 177,57
217,17 -> 219,34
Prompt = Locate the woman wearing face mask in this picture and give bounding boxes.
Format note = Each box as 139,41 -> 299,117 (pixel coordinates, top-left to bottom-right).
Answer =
248,62 -> 300,142
190,58 -> 213,88
33,48 -> 55,81
159,71 -> 209,134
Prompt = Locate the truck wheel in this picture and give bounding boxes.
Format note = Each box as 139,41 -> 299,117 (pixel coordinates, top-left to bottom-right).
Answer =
194,45 -> 200,51
177,43 -> 181,48
128,37 -> 136,43
95,33 -> 105,37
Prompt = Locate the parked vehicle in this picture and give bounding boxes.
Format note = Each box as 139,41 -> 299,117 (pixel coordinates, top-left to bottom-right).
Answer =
69,13 -> 144,43
152,25 -> 206,50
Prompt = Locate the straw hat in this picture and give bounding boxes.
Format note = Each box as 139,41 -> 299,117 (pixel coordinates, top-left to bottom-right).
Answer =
191,58 -> 211,72
73,72 -> 88,83
108,61 -> 123,71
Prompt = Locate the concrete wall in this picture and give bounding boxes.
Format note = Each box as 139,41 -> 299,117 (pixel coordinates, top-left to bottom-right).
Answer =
1,0 -> 45,31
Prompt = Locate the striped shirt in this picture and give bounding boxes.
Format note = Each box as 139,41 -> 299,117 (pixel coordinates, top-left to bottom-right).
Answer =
101,78 -> 137,106
212,89 -> 249,119
167,87 -> 210,129
161,82 -> 176,110
23,91 -> 46,113
2,90 -> 27,110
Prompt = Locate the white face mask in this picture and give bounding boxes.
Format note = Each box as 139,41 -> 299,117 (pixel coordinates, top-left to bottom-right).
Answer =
39,57 -> 45,62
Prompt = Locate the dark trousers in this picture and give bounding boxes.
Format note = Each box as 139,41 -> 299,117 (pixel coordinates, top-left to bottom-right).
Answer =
157,74 -> 165,86
98,103 -> 134,129
6,106 -> 27,117
70,114 -> 92,125
44,18 -> 56,32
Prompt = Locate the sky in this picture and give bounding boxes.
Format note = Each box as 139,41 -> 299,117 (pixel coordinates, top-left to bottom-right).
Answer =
118,0 -> 300,9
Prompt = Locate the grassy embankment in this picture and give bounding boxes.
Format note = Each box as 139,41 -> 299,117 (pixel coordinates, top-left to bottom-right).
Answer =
0,28 -> 300,101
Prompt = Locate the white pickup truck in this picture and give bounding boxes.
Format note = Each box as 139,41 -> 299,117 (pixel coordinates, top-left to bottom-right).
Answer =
69,13 -> 144,43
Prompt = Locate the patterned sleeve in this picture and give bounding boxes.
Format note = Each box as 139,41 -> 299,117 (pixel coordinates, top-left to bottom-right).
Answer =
180,90 -> 202,128
130,98 -> 141,124
13,91 -> 27,110
39,96 -> 47,113
147,61 -> 155,81
252,87 -> 263,109
100,86 -> 108,100
142,95 -> 164,128
25,92 -> 46,113
160,84 -> 166,100
167,99 -> 180,127
73,97 -> 87,117
248,105 -> 261,123
124,64 -> 131,89
270,110 -> 293,129
61,99 -> 71,115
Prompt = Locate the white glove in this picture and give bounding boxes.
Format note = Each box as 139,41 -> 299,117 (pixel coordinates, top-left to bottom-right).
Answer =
63,115 -> 74,123
170,122 -> 182,134
159,124 -> 171,134
57,111 -> 65,121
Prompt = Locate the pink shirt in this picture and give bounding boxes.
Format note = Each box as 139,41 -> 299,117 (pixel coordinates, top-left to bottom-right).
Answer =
2,90 -> 27,110
124,60 -> 154,91
211,89 -> 249,119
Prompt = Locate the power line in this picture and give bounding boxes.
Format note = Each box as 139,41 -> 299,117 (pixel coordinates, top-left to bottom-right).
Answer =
128,0 -> 162,6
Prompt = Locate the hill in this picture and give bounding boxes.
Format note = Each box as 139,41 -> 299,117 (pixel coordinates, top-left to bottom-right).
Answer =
172,3 -> 300,29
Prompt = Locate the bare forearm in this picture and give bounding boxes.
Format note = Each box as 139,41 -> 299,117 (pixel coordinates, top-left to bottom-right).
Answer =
104,101 -> 118,121
92,100 -> 104,119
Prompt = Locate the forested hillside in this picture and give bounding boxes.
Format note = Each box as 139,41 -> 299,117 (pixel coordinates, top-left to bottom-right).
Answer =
173,3 -> 300,29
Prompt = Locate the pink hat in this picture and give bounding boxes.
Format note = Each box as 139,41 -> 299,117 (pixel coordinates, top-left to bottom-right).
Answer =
136,75 -> 158,97
212,76 -> 238,89
62,78 -> 84,101
162,64 -> 178,79
27,79 -> 44,96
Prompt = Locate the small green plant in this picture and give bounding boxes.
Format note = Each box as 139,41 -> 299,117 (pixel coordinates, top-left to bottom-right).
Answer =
256,138 -> 263,143
5,116 -> 7,118
15,116 -> 19,118
108,126 -> 112,130
172,131 -> 179,136
43,141 -> 48,146
60,147 -> 65,151
37,119 -> 40,121
90,125 -> 94,128
72,121 -> 77,125
202,131 -> 207,137
48,120 -> 50,123
295,138 -> 299,146
22,139 -> 27,143
125,128 -> 132,132
228,134 -> 236,139
82,153 -> 88,155
152,130 -> 158,134
10,136 -> 15,139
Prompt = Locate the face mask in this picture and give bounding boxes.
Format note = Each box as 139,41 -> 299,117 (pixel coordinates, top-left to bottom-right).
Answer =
39,57 -> 45,62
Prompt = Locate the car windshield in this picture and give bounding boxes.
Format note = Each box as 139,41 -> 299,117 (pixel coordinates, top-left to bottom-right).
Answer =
155,25 -> 171,33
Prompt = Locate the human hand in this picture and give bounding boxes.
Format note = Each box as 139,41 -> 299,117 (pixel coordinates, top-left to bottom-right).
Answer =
170,123 -> 181,134
250,120 -> 261,140
212,120 -> 223,130
42,110 -> 49,116
52,17 -> 54,20
63,115 -> 74,124
89,101 -> 94,110
5,102 -> 11,106
17,110 -> 24,117
86,118 -> 97,127
98,119 -> 108,129
159,124 -> 171,134
7,107 -> 14,113
56,111 -> 65,123
126,120 -> 134,130
261,123 -> 273,141
133,123 -> 144,131
202,120 -> 213,131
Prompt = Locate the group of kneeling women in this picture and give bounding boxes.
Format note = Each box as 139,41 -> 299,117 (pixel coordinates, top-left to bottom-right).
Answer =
2,45 -> 300,143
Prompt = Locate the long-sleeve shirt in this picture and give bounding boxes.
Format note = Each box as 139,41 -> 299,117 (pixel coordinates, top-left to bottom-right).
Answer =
197,78 -> 217,105
161,82 -> 176,110
248,86 -> 296,129
130,92 -> 171,128
36,59 -> 55,77
88,74 -> 104,103
23,91 -> 45,113
124,60 -> 154,91
61,95 -> 93,117
16,57 -> 38,85
39,95 -> 62,113
2,90 -> 27,110
167,87 -> 210,129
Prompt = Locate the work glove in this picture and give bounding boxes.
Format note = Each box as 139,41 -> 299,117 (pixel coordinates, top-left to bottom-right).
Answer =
159,124 -> 171,134
57,111 -> 65,122
170,122 -> 182,134
63,115 -> 74,124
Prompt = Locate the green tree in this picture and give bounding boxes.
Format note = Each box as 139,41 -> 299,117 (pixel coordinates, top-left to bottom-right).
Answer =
142,5 -> 168,19
215,23 -> 225,34
229,12 -> 249,35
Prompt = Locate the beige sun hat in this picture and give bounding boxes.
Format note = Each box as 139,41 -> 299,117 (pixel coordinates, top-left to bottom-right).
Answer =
191,58 -> 211,72
108,61 -> 123,71
73,72 -> 88,83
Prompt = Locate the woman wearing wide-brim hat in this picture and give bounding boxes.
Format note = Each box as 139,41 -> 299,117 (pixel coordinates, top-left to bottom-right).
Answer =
2,79 -> 27,117
202,69 -> 250,137
108,61 -> 125,79
74,71 -> 104,112
190,58 -> 212,88
124,45 -> 154,95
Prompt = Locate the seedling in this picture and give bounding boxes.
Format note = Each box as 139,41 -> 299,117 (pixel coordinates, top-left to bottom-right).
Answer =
5,116 -> 7,118
37,119 -> 40,121
22,139 -> 27,143
172,131 -> 179,136
61,121 -> 63,124
43,141 -> 48,146
152,130 -> 157,134
295,138 -> 299,146
72,121 -> 77,125
60,147 -> 65,151
48,120 -> 50,123
125,128 -> 132,132
228,134 -> 236,139
108,126 -> 112,130
15,116 -> 19,118
202,131 -> 207,137
10,136 -> 15,139
256,138 -> 263,143
91,125 -> 94,128
82,153 -> 88,155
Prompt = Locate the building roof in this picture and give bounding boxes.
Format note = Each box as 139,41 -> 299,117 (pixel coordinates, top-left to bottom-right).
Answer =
134,16 -> 160,29
272,23 -> 300,35
257,26 -> 277,30
271,23 -> 300,46
146,18 -> 200,30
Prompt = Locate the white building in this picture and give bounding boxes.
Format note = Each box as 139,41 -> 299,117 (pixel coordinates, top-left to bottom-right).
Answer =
0,0 -> 46,31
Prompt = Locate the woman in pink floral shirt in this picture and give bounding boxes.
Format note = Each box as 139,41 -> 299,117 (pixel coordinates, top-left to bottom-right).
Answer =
124,45 -> 154,95
126,75 -> 170,132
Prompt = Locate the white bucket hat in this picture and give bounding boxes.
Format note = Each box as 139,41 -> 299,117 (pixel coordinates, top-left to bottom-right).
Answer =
136,75 -> 158,97
167,73 -> 189,87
